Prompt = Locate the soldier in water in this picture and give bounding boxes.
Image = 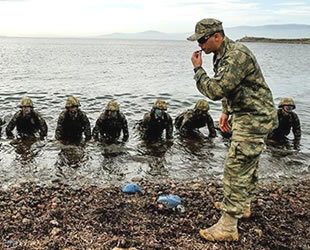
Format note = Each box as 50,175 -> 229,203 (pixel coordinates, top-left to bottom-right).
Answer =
175,99 -> 216,138
138,99 -> 173,141
92,100 -> 129,143
268,97 -> 301,149
55,96 -> 91,143
6,97 -> 48,139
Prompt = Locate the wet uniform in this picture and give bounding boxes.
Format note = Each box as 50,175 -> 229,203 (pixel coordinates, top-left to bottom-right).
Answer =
175,109 -> 216,137
6,110 -> 48,138
268,108 -> 301,146
93,111 -> 129,142
194,36 -> 278,218
55,109 -> 91,143
139,111 -> 173,141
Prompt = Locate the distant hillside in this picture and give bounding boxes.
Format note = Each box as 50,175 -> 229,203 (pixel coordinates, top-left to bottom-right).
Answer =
99,30 -> 186,40
99,24 -> 310,41
226,24 -> 310,40
237,36 -> 310,44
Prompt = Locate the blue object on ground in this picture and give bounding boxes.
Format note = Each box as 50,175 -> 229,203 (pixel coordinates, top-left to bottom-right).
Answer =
6,240 -> 14,247
157,194 -> 181,208
122,183 -> 142,194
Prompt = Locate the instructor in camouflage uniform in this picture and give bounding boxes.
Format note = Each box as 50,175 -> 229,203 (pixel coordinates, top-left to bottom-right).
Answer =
138,99 -> 173,141
55,96 -> 91,143
93,100 -> 129,143
175,99 -> 216,138
6,97 -> 48,139
188,18 -> 278,241
268,97 -> 301,149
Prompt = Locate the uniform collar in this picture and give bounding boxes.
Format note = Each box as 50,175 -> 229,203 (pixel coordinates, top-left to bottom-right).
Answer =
213,36 -> 229,67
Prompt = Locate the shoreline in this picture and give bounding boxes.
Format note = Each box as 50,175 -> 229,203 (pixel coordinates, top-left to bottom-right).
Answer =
1,178 -> 309,249
237,36 -> 310,44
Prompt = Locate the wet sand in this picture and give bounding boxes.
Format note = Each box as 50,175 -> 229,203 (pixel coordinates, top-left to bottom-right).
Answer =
1,178 -> 309,249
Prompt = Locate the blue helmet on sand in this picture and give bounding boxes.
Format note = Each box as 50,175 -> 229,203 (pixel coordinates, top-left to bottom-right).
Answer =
157,194 -> 181,209
122,183 -> 142,194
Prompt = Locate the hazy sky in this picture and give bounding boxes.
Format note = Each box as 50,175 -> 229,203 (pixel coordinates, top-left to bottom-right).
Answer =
0,0 -> 310,37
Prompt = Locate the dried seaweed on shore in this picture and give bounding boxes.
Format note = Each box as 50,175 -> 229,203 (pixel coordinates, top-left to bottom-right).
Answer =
1,179 -> 309,249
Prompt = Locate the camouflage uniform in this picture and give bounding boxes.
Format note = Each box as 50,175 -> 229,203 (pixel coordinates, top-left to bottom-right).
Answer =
5,98 -> 48,139
268,97 -> 301,148
93,101 -> 129,142
55,96 -> 91,143
175,100 -> 216,137
139,99 -> 173,141
189,19 -> 278,218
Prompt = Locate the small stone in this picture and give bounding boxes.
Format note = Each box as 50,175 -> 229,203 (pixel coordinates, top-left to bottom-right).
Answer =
22,218 -> 31,224
50,227 -> 61,236
254,228 -> 263,238
51,202 -> 57,209
257,199 -> 264,206
50,219 -> 59,226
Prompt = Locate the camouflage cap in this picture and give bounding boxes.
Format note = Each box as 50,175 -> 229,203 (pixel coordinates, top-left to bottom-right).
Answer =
278,97 -> 296,109
19,97 -> 33,108
106,100 -> 120,111
187,18 -> 223,41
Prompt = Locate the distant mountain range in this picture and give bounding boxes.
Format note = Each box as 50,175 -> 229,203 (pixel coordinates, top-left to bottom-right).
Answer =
98,30 -> 187,40
99,24 -> 310,41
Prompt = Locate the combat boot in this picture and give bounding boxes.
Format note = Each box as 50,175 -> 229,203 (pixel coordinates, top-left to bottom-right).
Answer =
199,212 -> 239,241
214,199 -> 251,218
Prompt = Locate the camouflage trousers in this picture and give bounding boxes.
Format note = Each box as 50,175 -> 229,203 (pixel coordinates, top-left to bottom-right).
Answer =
222,137 -> 265,218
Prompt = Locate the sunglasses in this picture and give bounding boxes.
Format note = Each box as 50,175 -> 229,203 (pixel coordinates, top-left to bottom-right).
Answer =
197,33 -> 215,44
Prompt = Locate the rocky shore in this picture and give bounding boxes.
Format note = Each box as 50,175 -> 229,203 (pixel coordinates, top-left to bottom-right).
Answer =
237,36 -> 310,44
1,179 -> 309,249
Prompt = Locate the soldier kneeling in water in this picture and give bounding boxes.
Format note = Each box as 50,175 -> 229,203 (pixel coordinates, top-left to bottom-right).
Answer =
6,97 -> 48,140
55,96 -> 91,144
138,99 -> 173,141
268,97 -> 301,150
175,99 -> 216,138
92,100 -> 129,143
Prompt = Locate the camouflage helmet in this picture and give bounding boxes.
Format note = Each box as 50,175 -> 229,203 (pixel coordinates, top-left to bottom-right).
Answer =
106,100 -> 120,111
65,96 -> 80,108
153,99 -> 168,110
194,99 -> 209,111
19,97 -> 33,108
278,97 -> 295,109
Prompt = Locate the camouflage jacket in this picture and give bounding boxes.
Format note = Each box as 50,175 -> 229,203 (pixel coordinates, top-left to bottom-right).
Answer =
268,109 -> 301,143
194,36 -> 278,140
175,109 -> 216,137
55,109 -> 91,142
139,111 -> 173,140
5,110 -> 48,138
92,111 -> 129,142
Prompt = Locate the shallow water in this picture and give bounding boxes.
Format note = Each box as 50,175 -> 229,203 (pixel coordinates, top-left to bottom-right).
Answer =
0,37 -> 310,188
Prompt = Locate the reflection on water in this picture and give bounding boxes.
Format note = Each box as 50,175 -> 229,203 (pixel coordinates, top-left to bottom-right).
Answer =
10,138 -> 44,164
56,144 -> 86,168
0,37 -> 310,188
